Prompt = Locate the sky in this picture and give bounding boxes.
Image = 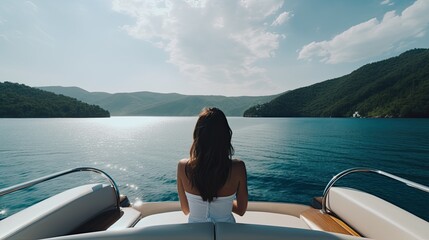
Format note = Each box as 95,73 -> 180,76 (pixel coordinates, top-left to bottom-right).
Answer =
1,0 -> 429,96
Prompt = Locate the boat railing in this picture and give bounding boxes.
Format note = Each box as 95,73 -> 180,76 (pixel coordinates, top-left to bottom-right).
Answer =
321,167 -> 429,213
0,167 -> 120,210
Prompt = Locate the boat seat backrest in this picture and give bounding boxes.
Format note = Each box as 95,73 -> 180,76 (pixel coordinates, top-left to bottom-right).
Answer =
215,222 -> 367,240
326,187 -> 429,240
0,184 -> 116,240
46,223 -> 215,240
46,222 -> 364,240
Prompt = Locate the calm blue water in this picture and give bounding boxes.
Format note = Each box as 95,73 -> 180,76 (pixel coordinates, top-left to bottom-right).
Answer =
0,117 -> 428,221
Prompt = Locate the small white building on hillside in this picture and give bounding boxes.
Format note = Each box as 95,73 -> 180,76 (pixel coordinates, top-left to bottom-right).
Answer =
352,111 -> 361,118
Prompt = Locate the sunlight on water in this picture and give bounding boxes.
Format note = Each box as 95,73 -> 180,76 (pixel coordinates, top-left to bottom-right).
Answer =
0,209 -> 7,216
0,117 -> 428,221
88,116 -> 162,129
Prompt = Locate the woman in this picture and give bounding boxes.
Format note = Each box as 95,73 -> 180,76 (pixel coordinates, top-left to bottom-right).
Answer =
177,107 -> 248,223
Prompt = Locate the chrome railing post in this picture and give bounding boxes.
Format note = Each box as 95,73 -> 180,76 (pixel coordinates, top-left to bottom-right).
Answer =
321,167 -> 429,213
0,167 -> 121,210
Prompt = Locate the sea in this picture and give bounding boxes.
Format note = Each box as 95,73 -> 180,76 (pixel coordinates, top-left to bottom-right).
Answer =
0,117 -> 428,221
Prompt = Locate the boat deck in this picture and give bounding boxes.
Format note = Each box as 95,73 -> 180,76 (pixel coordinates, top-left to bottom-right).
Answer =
1,167 -> 428,240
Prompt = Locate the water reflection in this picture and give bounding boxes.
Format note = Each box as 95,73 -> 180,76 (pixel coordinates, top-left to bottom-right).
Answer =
0,117 -> 428,221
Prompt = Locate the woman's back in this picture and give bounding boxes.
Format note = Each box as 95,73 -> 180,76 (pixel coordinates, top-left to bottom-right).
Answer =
176,108 -> 248,223
177,158 -> 247,223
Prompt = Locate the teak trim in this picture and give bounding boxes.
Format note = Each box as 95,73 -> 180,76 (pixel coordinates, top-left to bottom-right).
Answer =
301,208 -> 361,237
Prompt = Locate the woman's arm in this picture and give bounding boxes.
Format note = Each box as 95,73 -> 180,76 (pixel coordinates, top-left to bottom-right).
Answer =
177,160 -> 190,215
232,160 -> 248,216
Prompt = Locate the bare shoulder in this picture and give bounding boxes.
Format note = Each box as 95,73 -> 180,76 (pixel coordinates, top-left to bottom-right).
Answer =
178,158 -> 189,166
231,159 -> 247,187
231,159 -> 246,172
177,159 -> 189,173
232,158 -> 245,165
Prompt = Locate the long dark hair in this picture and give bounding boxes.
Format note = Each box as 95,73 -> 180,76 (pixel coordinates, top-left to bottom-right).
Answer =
186,107 -> 234,202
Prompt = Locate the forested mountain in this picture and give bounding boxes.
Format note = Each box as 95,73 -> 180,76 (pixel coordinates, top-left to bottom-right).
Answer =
244,49 -> 429,118
39,87 -> 278,116
0,82 -> 110,118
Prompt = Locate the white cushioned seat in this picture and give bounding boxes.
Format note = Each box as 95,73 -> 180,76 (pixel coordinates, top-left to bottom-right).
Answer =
48,222 -> 365,240
215,222 -> 368,240
235,211 -> 310,229
46,223 -> 214,240
134,210 -> 310,229
134,211 -> 188,228
326,187 -> 429,240
107,207 -> 142,230
0,184 -> 116,240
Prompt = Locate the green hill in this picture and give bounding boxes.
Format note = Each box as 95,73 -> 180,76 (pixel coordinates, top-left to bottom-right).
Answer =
0,82 -> 110,118
39,87 -> 278,116
244,48 -> 429,118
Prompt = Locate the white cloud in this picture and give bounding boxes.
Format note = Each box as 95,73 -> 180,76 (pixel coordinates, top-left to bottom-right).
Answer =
239,0 -> 284,19
272,11 -> 292,26
380,0 -> 394,6
213,17 -> 224,29
184,0 -> 207,8
298,0 -> 429,64
112,0 -> 284,86
25,1 -> 39,12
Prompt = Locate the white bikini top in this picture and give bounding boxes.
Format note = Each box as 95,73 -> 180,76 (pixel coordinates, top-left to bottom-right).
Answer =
185,191 -> 236,223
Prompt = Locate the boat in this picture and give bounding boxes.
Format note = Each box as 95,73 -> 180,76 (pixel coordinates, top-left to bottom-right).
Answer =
0,167 -> 428,240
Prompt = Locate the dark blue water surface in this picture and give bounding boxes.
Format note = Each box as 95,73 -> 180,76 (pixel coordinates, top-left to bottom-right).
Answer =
0,117 -> 428,221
